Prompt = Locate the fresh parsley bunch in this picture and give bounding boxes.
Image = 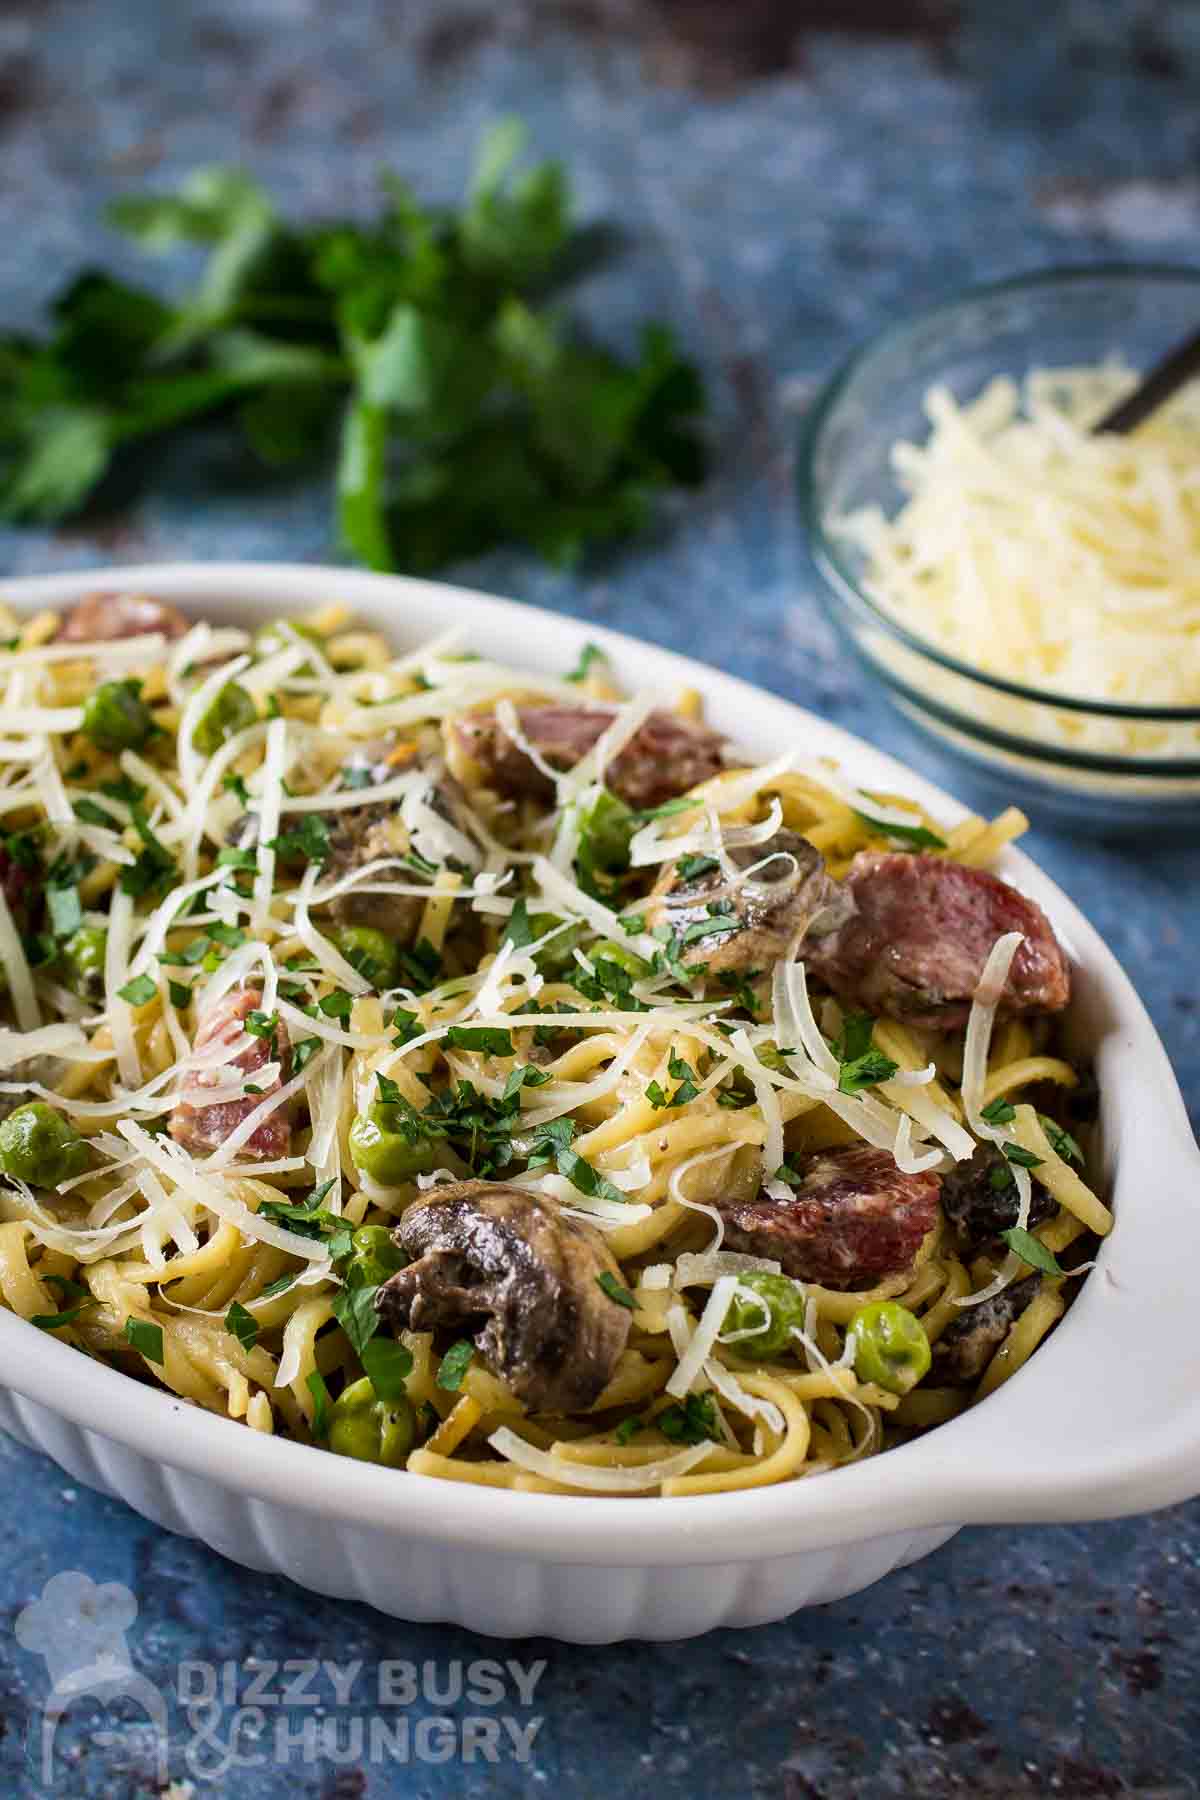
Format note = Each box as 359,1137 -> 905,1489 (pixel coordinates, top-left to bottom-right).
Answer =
0,121 -> 706,571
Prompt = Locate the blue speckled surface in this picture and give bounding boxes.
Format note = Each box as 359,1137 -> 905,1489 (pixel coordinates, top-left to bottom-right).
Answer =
0,2 -> 1198,1793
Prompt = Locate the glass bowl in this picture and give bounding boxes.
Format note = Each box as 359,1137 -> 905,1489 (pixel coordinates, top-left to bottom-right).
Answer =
798,265 -> 1200,829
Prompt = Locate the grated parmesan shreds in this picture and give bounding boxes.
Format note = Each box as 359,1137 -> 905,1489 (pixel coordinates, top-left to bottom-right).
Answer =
835,366 -> 1200,757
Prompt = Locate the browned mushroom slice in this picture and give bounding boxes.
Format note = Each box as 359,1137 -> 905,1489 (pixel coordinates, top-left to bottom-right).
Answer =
375,1182 -> 632,1412
450,704 -> 728,810
57,592 -> 189,643
643,830 -> 850,976
715,1146 -> 942,1289
940,1144 -> 1056,1255
930,1275 -> 1041,1386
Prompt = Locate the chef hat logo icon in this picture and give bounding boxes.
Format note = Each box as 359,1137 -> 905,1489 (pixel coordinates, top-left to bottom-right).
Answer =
14,1571 -> 168,1787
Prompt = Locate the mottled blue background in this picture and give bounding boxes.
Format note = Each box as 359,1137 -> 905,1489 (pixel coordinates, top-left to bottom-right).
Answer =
0,1 -> 1198,1794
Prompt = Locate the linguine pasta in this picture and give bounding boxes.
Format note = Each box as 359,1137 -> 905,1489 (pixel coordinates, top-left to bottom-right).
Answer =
0,593 -> 1110,1496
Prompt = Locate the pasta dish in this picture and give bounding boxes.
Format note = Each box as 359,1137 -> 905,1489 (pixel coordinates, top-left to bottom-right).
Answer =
0,590 -> 1111,1496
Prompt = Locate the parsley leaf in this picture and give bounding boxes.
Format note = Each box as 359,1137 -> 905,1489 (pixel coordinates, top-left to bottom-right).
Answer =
1039,1115 -> 1084,1167
436,1339 -> 474,1392
117,973 -> 157,1006
124,1316 -> 164,1365
445,1025 -> 516,1057
362,1335 -> 413,1402
656,1392 -> 717,1445
268,814 -> 331,865
596,1271 -> 636,1310
565,642 -> 606,684
307,1368 -> 331,1438
852,808 -> 946,850
46,884 -> 82,939
224,1300 -> 259,1351
832,1013 -> 899,1095
502,896 -> 534,950
980,1096 -> 1016,1125
1000,1227 -> 1066,1277
527,1116 -> 628,1205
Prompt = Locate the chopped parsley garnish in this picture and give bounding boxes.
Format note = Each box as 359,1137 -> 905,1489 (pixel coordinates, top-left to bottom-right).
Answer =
852,807 -> 946,850
267,814 -> 331,865
224,1301 -> 259,1351
565,642 -> 606,684
168,979 -> 192,1010
258,1177 -> 341,1241
502,897 -> 534,950
73,796 -> 120,829
317,988 -> 353,1021
117,973 -> 157,1007
445,1025 -> 516,1057
361,1336 -> 413,1403
395,938 -> 442,993
633,795 -> 697,822
647,1049 -> 700,1109
1039,1115 -> 1084,1166
573,787 -> 635,901
1001,1143 -> 1043,1169
123,1316 -> 164,1365
389,1007 -> 422,1047
217,845 -> 258,870
596,1271 -> 636,1310
100,774 -> 147,807
674,853 -> 718,882
614,1415 -> 644,1446
436,1339 -> 475,1392
31,1275 -> 97,1331
223,771 -> 252,807
833,1013 -> 899,1096
290,1035 -> 321,1073
119,803 -> 178,900
676,913 -> 740,948
502,1063 -> 552,1101
1000,1227 -> 1066,1277
656,1392 -> 717,1445
306,1369 -> 331,1439
527,1116 -> 627,1205
980,1096 -> 1016,1125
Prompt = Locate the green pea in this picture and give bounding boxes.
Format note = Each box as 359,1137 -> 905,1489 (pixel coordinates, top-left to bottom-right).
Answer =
849,1300 -> 931,1396
346,1223 -> 407,1286
721,1271 -> 808,1359
0,1102 -> 90,1186
60,925 -> 107,1001
528,915 -> 588,978
81,680 -> 154,753
328,1375 -> 415,1468
192,682 -> 258,755
348,1105 -> 438,1186
590,940 -> 653,981
331,926 -> 402,990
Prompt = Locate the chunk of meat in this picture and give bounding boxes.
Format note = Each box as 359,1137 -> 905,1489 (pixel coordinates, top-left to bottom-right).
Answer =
940,1144 -> 1056,1254
57,592 -> 189,644
644,829 -> 851,975
802,852 -> 1071,1030
716,1146 -> 941,1289
451,704 -> 728,810
322,749 -> 477,940
376,1181 -> 631,1412
931,1275 -> 1040,1386
170,987 -> 292,1160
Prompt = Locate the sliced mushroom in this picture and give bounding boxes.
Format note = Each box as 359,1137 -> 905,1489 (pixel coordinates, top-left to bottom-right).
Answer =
930,1275 -> 1041,1386
643,829 -> 851,976
940,1144 -> 1056,1255
375,1181 -> 632,1412
715,1145 -> 942,1289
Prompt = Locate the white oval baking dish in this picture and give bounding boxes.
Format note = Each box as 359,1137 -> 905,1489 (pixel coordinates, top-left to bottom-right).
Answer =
0,562 -> 1196,1644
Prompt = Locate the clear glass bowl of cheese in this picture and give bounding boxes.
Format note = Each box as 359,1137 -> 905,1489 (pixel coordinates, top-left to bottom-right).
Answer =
798,266 -> 1200,826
